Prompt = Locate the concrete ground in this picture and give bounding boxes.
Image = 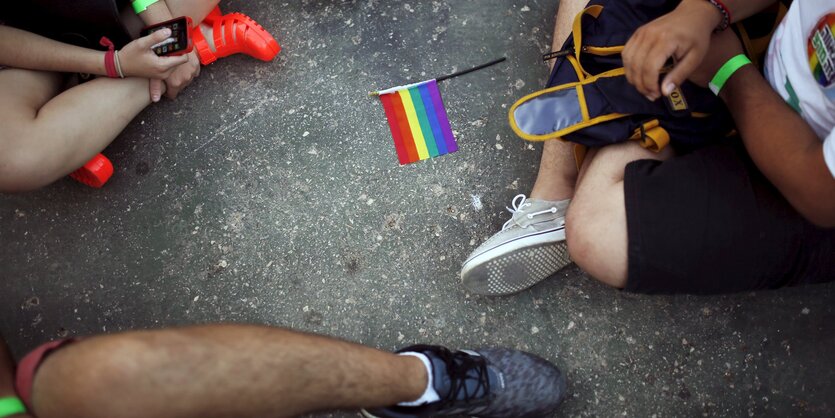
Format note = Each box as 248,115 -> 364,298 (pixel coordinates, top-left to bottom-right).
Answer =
2,0 -> 834,416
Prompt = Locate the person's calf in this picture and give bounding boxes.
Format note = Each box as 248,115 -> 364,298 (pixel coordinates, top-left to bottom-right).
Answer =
29,335 -> 153,418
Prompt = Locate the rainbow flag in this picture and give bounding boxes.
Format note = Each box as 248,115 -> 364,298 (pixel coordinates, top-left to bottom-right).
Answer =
378,79 -> 458,165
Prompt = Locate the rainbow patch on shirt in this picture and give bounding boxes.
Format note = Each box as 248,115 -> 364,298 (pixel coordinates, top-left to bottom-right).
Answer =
808,14 -> 835,89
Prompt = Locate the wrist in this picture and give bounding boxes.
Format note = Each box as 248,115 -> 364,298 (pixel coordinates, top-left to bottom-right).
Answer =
138,1 -> 173,26
0,397 -> 26,418
712,54 -> 753,95
719,64 -> 757,102
681,0 -> 724,30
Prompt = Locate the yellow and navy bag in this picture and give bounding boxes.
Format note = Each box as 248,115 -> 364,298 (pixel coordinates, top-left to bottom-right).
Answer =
509,0 -> 789,154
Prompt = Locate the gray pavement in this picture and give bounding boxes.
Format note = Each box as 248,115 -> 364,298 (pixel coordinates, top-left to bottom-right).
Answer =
1,1 -> 834,417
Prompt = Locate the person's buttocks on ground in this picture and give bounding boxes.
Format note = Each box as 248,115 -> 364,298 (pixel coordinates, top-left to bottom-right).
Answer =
462,0 -> 835,296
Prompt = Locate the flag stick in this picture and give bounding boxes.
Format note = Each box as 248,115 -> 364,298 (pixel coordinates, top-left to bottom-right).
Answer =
369,57 -> 507,96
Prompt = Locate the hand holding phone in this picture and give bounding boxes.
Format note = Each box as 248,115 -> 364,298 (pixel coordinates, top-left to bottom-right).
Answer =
141,16 -> 194,56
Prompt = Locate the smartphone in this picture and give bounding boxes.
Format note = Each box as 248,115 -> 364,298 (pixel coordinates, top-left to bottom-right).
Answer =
140,16 -> 194,56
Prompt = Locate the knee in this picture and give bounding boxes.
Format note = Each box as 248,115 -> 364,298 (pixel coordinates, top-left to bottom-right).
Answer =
0,156 -> 46,193
565,199 -> 629,288
0,134 -> 69,192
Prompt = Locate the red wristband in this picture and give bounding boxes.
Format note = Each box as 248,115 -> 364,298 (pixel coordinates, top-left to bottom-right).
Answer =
99,37 -> 118,78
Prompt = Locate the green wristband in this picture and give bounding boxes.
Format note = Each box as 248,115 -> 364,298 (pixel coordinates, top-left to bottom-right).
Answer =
709,54 -> 752,95
132,0 -> 160,14
0,397 -> 26,418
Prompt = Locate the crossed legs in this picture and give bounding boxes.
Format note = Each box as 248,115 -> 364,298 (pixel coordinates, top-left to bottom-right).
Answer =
0,0 -> 218,192
529,0 -> 673,288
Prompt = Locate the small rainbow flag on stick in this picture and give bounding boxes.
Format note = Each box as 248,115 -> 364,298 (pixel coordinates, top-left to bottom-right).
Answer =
372,57 -> 506,165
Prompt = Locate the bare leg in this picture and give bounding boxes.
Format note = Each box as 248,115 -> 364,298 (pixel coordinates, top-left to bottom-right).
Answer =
0,70 -> 153,191
565,142 -> 673,287
528,0 -> 589,201
30,325 -> 426,418
164,0 -> 220,22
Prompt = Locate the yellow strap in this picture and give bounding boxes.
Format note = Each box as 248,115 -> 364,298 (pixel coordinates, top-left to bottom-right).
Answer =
584,45 -> 624,56
571,5 -> 604,79
508,68 -> 629,142
629,120 -> 670,152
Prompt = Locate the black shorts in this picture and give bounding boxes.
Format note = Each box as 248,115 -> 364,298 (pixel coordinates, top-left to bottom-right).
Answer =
623,140 -> 835,294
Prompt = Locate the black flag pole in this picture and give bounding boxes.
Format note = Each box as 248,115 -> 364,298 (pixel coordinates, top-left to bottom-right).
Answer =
370,57 -> 507,96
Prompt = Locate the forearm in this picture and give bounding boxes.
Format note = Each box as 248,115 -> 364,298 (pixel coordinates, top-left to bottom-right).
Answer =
137,1 -> 175,26
721,66 -> 835,226
0,26 -> 105,75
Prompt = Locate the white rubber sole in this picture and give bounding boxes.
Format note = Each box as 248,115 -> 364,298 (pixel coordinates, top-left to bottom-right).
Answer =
461,227 -> 570,296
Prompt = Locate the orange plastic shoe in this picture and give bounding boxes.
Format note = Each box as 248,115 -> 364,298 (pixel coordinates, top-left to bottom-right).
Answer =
193,12 -> 281,65
69,153 -> 113,188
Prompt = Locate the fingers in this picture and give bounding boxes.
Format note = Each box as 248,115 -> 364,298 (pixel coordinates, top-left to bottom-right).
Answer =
626,28 -> 677,100
149,79 -> 164,102
662,49 -> 702,96
155,54 -> 190,72
137,28 -> 173,49
163,60 -> 199,100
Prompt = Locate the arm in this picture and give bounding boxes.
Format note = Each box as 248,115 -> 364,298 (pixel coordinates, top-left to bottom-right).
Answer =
623,0 -> 780,100
721,66 -> 835,227
688,30 -> 835,227
0,24 -> 188,102
0,338 -> 34,418
0,26 -> 107,75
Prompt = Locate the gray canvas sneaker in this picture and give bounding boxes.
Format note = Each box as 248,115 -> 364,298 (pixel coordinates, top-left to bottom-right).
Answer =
461,194 -> 572,296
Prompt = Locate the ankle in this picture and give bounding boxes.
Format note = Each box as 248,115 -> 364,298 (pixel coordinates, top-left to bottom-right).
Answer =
396,353 -> 437,406
529,185 -> 574,202
199,23 -> 216,53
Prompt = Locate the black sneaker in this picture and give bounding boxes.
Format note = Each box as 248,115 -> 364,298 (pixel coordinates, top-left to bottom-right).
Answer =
361,345 -> 566,418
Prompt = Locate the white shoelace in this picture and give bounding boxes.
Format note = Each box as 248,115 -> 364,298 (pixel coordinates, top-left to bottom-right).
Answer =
501,194 -> 558,231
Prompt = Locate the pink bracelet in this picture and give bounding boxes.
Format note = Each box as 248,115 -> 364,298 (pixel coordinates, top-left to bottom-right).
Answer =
99,37 -> 119,78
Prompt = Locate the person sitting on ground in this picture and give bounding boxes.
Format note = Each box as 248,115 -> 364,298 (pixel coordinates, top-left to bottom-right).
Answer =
461,0 -> 835,295
0,0 -> 279,192
0,324 -> 566,418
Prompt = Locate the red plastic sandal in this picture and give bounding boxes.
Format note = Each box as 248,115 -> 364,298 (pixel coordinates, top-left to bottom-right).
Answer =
203,5 -> 222,24
69,153 -> 113,188
192,12 -> 281,65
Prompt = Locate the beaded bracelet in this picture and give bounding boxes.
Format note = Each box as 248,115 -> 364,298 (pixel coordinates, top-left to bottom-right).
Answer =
706,0 -> 732,32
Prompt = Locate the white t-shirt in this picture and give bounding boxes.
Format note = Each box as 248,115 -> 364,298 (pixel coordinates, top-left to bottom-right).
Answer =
765,0 -> 835,178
